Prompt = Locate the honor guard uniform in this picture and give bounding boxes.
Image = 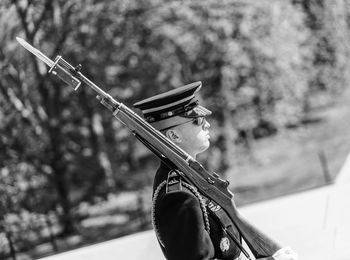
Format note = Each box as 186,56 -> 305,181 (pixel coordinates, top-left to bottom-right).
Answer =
134,82 -> 244,260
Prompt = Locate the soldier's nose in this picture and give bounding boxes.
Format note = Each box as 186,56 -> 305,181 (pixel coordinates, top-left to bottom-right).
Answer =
203,119 -> 210,130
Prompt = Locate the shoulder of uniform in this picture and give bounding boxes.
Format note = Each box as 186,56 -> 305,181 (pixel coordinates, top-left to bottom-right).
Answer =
166,170 -> 183,192
153,170 -> 202,202
152,172 -> 211,240
151,178 -> 211,248
162,170 -> 203,195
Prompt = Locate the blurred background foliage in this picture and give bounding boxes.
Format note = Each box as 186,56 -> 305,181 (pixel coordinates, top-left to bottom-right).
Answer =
1,0 -> 350,259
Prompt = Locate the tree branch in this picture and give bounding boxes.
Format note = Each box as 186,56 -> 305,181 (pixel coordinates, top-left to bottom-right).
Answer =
32,0 -> 52,36
52,2 -> 76,55
12,0 -> 33,41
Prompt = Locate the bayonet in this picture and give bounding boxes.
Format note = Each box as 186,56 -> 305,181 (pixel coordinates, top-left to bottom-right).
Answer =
16,37 -> 54,67
17,37 -> 81,90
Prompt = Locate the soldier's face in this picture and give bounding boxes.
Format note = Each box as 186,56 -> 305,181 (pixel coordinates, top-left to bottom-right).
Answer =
172,117 -> 211,157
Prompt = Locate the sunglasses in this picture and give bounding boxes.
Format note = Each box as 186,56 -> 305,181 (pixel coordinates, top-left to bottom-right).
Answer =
160,116 -> 206,132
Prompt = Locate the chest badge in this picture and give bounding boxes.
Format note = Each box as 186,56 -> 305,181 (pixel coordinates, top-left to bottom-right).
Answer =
220,236 -> 230,252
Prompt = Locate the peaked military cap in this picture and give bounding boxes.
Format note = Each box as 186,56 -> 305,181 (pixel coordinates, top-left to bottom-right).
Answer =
133,81 -> 212,127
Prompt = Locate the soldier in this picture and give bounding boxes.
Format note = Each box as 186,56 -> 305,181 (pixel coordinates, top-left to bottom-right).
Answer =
134,81 -> 298,260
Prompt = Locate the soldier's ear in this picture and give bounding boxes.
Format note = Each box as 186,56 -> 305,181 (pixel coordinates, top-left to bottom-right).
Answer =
165,129 -> 181,143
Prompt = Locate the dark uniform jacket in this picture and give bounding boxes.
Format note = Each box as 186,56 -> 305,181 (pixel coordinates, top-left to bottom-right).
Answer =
152,162 -> 243,260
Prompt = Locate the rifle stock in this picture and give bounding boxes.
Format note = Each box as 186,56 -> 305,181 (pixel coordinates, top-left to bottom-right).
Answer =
16,38 -> 281,259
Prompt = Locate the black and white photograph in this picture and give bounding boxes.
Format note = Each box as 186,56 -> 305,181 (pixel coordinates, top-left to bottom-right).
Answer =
1,0 -> 349,259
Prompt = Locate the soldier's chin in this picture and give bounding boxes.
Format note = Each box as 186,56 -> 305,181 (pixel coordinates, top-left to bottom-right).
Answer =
200,142 -> 210,152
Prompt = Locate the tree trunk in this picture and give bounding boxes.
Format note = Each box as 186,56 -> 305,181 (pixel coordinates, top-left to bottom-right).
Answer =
217,65 -> 237,175
5,230 -> 17,260
45,81 -> 75,235
45,213 -> 58,252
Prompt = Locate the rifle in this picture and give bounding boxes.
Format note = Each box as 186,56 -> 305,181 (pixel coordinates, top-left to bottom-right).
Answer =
17,37 -> 281,259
